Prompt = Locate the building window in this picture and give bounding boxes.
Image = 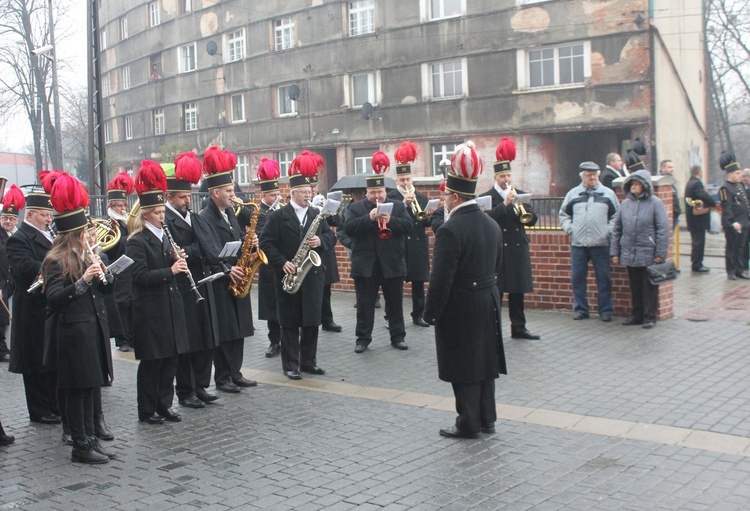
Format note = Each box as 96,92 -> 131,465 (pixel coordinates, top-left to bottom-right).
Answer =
101,73 -> 110,98
236,155 -> 250,185
178,43 -> 197,73
225,29 -> 246,63
353,148 -> 377,174
149,2 -> 160,27
153,108 -> 165,135
121,66 -> 131,90
179,0 -> 192,15
101,29 -> 107,50
350,72 -> 379,107
428,0 -> 464,20
104,121 -> 112,144
183,102 -> 198,131
431,142 -> 459,176
274,17 -> 295,51
124,115 -> 133,140
230,94 -> 246,123
276,86 -> 298,117
119,17 -> 128,40
150,53 -> 162,81
518,42 -> 591,90
425,58 -> 466,99
277,151 -> 297,177
349,0 -> 375,37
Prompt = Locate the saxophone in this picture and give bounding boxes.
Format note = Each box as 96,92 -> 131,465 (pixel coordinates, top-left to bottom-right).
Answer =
281,210 -> 328,294
229,199 -> 268,298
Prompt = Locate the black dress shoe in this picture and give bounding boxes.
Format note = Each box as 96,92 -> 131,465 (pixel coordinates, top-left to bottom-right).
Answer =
95,416 -> 114,441
32,414 -> 62,425
322,322 -> 343,332
179,396 -> 206,409
600,315 -> 612,323
232,376 -> 257,387
692,266 -> 710,273
196,387 -> 220,403
737,272 -> 750,280
117,343 -> 131,352
439,426 -> 480,439
728,274 -> 738,281
511,329 -> 541,340
138,413 -> 165,425
391,341 -> 408,350
157,408 -> 182,422
216,381 -> 240,393
573,313 -> 589,320
284,370 -> 302,380
354,344 -> 367,353
481,423 -> 496,434
89,436 -> 116,459
265,343 -> 281,358
62,430 -> 74,446
642,322 -> 656,329
413,317 -> 430,327
300,365 -> 325,375
622,318 -> 643,326
0,433 -> 15,446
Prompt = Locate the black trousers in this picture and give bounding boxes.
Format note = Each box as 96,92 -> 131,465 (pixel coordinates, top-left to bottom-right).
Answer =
61,386 -> 105,429
280,326 -> 319,372
22,371 -> 58,421
137,356 -> 178,415
354,261 -> 405,346
213,338 -> 244,386
502,292 -> 527,333
410,281 -> 425,319
267,320 -> 280,346
116,302 -> 133,347
321,285 -> 334,325
725,226 -> 750,275
175,349 -> 214,400
451,379 -> 496,434
626,266 -> 659,323
690,229 -> 707,270
66,387 -> 95,442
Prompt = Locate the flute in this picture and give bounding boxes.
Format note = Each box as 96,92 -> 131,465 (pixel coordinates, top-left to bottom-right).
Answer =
86,241 -> 109,283
162,223 -> 204,303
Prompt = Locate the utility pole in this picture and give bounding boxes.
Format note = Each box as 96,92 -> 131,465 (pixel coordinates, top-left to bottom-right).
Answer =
48,0 -> 64,169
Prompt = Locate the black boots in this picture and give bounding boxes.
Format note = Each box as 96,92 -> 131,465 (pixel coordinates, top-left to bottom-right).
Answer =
71,438 -> 109,464
0,421 -> 15,446
95,415 -> 114,441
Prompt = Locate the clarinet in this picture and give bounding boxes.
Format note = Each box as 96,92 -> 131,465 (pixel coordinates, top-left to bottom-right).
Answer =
162,223 -> 204,303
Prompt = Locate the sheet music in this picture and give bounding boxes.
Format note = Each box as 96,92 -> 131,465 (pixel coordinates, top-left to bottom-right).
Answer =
425,199 -> 440,211
218,241 -> 242,258
321,199 -> 341,216
197,272 -> 226,285
327,191 -> 343,202
475,196 -> 492,212
514,193 -> 532,205
107,255 -> 134,275
377,203 -> 393,216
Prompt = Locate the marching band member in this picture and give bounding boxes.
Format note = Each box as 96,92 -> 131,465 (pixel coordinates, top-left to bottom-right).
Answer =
198,146 -> 256,393
165,153 -> 223,407
259,151 -> 335,380
7,184 -> 59,424
0,185 -> 24,363
343,151 -> 412,354
126,161 -> 190,424
41,172 -> 115,463
719,151 -> 750,280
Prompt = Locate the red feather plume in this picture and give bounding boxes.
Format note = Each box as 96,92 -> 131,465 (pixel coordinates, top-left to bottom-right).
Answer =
371,151 -> 390,174
290,151 -> 320,177
39,169 -> 64,194
79,182 -> 90,208
107,171 -> 135,194
50,173 -> 89,212
135,160 -> 168,195
174,152 -> 203,185
202,146 -> 229,175
2,185 -> 26,211
394,141 -> 418,165
495,137 -> 516,162
223,150 -> 238,171
450,141 -> 483,179
438,180 -> 446,193
257,158 -> 281,181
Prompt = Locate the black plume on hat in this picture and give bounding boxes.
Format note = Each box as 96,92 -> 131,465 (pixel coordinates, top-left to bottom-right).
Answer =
720,151 -> 740,171
631,138 -> 647,156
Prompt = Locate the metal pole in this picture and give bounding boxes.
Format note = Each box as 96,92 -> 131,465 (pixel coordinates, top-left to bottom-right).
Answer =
48,0 -> 64,169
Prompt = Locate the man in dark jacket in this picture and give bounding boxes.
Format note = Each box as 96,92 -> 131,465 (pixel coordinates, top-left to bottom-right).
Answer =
684,165 -> 716,273
718,152 -> 750,280
600,153 -> 626,190
659,160 -> 681,229
0,188 -> 22,362
424,141 -> 506,439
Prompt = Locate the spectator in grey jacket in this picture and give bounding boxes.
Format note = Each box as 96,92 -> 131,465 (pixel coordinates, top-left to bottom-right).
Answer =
610,169 -> 670,329
559,162 -> 620,321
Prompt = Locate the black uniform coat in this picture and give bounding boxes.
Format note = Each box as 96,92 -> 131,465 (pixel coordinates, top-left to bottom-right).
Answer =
343,198 -> 412,279
125,229 -> 190,360
44,261 -> 113,388
423,204 -> 506,384
165,207 -> 222,352
199,200 -> 254,342
481,187 -> 537,294
103,219 -> 133,309
387,189 -> 431,282
684,176 -> 716,233
256,201 -> 279,321
719,181 -> 749,231
600,166 -> 621,190
259,203 -> 336,327
0,229 -> 13,327
321,213 -> 341,285
430,206 -> 445,233
7,222 -> 53,374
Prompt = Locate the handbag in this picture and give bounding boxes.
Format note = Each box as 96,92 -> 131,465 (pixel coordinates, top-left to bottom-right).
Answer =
646,260 -> 678,285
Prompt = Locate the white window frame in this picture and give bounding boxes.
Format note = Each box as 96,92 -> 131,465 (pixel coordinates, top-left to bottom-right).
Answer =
274,17 -> 295,51
276,86 -> 298,117
230,93 -> 246,123
423,0 -> 465,21
183,102 -> 198,131
421,58 -> 467,100
516,41 -> 591,92
516,0 -> 550,5
101,73 -> 110,98
121,66 -> 131,91
120,17 -> 128,40
348,0 -> 375,37
124,115 -> 133,140
153,108 -> 165,135
353,148 -> 377,174
236,155 -> 250,185
431,142 -> 459,176
101,29 -> 107,50
180,0 -> 192,15
225,29 -> 246,63
277,151 -> 297,177
104,121 -> 112,144
345,71 -> 381,107
149,2 -> 160,27
178,43 -> 197,73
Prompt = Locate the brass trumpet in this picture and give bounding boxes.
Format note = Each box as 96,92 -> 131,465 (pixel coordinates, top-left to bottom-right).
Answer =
685,197 -> 710,216
375,199 -> 392,239
406,187 -> 427,221
510,185 -> 534,225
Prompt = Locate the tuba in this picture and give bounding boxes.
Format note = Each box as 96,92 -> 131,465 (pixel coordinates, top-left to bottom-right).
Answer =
93,218 -> 121,251
229,198 -> 268,298
510,185 -> 534,225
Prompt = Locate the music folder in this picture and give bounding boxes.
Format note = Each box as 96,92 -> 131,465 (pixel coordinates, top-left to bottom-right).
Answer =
197,272 -> 225,286
514,193 -> 532,204
107,255 -> 134,275
475,196 -> 492,212
321,199 -> 341,216
425,199 -> 440,212
376,202 -> 393,216
218,241 -> 242,258
327,191 -> 343,202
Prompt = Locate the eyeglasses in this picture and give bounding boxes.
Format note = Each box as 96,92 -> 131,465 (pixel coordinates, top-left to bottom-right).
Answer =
443,192 -> 455,197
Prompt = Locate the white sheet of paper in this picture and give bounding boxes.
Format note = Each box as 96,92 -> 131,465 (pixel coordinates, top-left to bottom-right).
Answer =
425,199 -> 440,211
327,191 -> 343,202
218,241 -> 242,258
321,199 -> 341,216
475,196 -> 492,212
514,193 -> 532,204
377,202 -> 393,216
107,255 -> 134,275
197,272 -> 226,285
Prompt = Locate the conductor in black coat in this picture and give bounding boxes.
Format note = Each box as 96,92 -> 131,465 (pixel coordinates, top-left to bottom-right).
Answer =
343,174 -> 412,353
7,192 -> 60,423
424,143 -> 506,439
480,154 -> 540,340
684,165 -> 716,273
259,172 -> 336,379
255,177 -> 282,358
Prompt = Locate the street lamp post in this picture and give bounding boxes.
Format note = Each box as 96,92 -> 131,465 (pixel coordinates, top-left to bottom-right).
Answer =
47,0 -> 64,170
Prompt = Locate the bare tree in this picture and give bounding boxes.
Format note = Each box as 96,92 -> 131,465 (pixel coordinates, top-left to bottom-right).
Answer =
60,85 -> 89,182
